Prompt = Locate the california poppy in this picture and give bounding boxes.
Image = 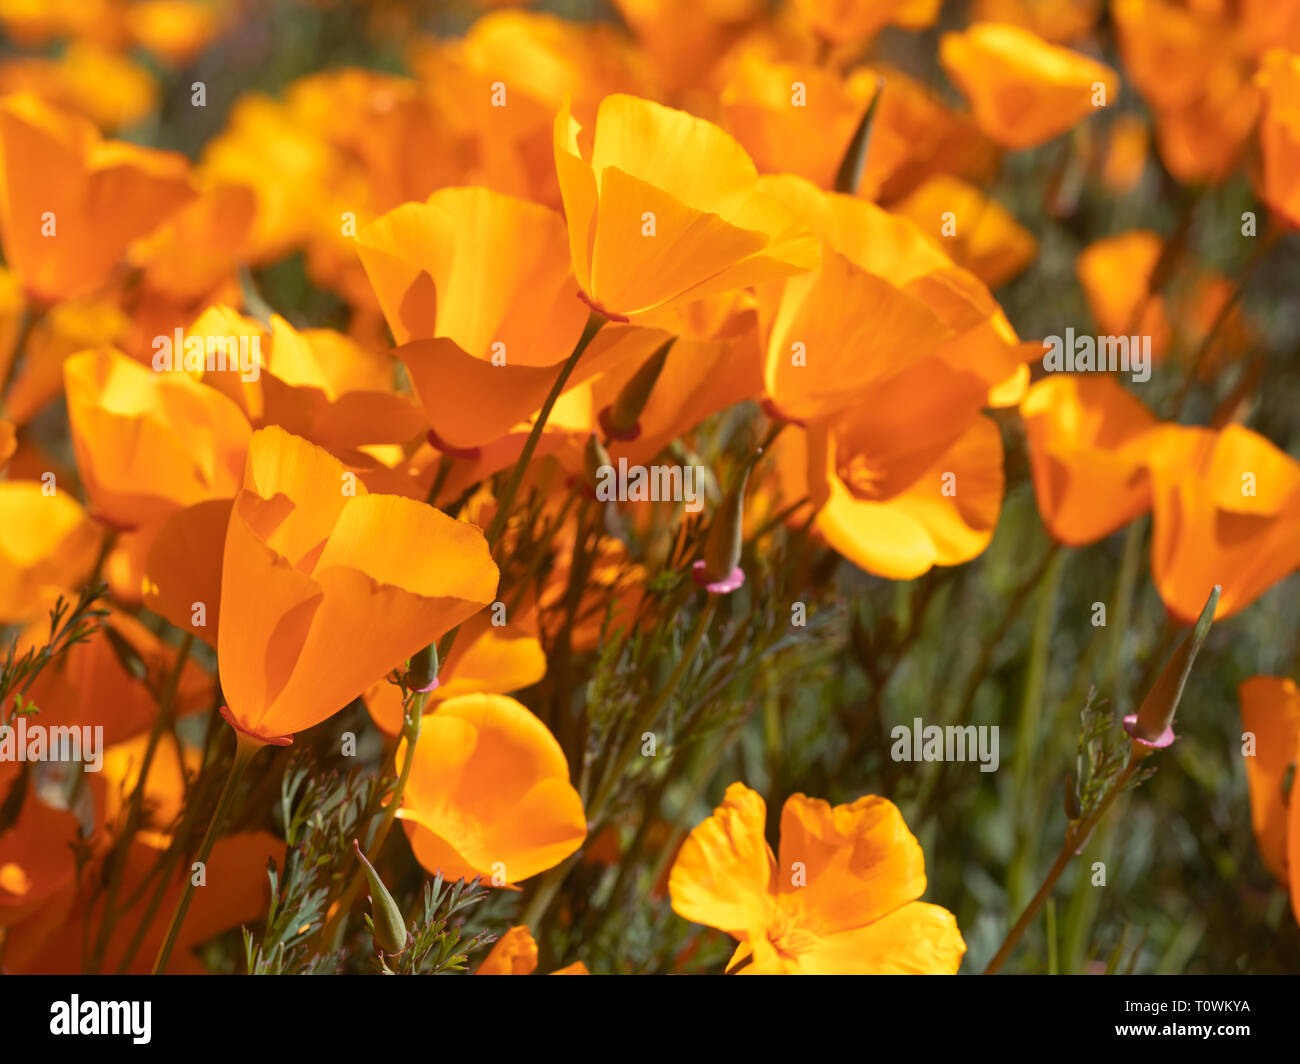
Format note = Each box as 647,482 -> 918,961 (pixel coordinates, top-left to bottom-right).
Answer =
217,426 -> 498,744
397,693 -> 587,886
669,782 -> 966,974
1238,676 -> 1300,904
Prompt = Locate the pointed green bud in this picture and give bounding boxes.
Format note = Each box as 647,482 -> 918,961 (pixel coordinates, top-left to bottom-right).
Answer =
352,839 -> 409,955
834,78 -> 884,195
407,642 -> 439,694
1124,585 -> 1220,750
601,337 -> 675,440
692,450 -> 762,594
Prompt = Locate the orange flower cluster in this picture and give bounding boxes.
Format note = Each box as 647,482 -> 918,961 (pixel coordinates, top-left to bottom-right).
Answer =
0,0 -> 1296,978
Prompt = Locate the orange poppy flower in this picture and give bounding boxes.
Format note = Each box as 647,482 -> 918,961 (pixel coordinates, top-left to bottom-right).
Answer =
1075,230 -> 1172,355
475,924 -> 590,975
1237,676 -> 1300,905
939,22 -> 1119,150
1148,423 -> 1300,623
1256,49 -> 1300,228
396,693 -> 587,886
669,782 -> 966,974
780,359 -> 1004,580
885,173 -> 1038,289
721,57 -> 880,189
553,94 -> 818,323
217,426 -> 499,744
793,0 -> 934,45
758,175 -> 1028,421
0,479 -> 102,623
0,40 -> 157,131
64,346 -> 250,531
1020,376 -> 1159,546
970,0 -> 1101,43
0,797 -> 88,932
0,92 -> 192,304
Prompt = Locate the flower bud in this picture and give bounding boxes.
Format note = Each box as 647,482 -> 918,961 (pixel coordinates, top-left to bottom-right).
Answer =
352,839 -> 409,955
1124,585 -> 1220,751
407,641 -> 439,694
692,451 -> 761,595
600,337 -> 674,441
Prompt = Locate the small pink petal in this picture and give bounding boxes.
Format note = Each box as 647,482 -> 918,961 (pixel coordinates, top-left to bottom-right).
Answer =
692,560 -> 745,595
1123,713 -> 1175,749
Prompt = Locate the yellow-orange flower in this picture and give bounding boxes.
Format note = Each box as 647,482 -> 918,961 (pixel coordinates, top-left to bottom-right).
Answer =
396,693 -> 587,886
0,92 -> 192,304
217,426 -> 498,744
1147,423 -> 1300,623
474,924 -> 589,975
64,346 -> 250,531
1238,676 -> 1300,907
669,782 -> 965,974
1020,376 -> 1159,546
553,94 -> 818,322
0,479 -> 102,623
1256,49 -> 1300,228
939,22 -> 1118,150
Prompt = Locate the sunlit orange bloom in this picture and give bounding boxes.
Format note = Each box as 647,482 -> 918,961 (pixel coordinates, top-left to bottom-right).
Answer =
217,426 -> 499,744
1020,376 -> 1159,546
669,782 -> 965,974
886,174 -> 1037,289
554,94 -> 818,323
474,924 -> 590,974
0,41 -> 157,131
854,67 -> 998,202
101,730 -> 200,829
364,607 -> 547,735
64,346 -> 250,531
19,608 -> 213,745
971,0 -> 1100,43
1098,113 -> 1149,194
201,94 -> 332,261
1237,677 -> 1300,905
1256,49 -> 1300,229
125,0 -> 232,66
410,12 -> 647,206
1112,0 -> 1224,112
613,0 -> 763,98
758,175 -> 1028,421
142,496 -> 231,646
939,23 -> 1118,150
1075,231 -> 1171,356
359,186 -> 588,357
1148,423 -> 1300,623
0,480 -> 102,623
781,359 -> 1004,580
1150,64 -> 1259,185
720,56 -> 879,190
0,0 -> 122,50
397,693 -> 586,886
5,831 -> 280,974
0,93 -> 192,304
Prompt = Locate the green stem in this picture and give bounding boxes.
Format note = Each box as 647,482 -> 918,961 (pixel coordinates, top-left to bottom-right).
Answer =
151,731 -> 261,974
484,314 -> 604,553
984,752 -> 1142,975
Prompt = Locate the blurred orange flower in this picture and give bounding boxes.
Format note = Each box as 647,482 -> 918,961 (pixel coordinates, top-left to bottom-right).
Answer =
940,22 -> 1118,150
0,92 -> 192,304
474,924 -> 589,974
1238,676 -> 1300,908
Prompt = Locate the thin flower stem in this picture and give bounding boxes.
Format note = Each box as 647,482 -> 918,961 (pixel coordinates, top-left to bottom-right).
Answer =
319,691 -> 425,951
151,731 -> 262,974
984,751 -> 1142,975
484,314 -> 605,554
